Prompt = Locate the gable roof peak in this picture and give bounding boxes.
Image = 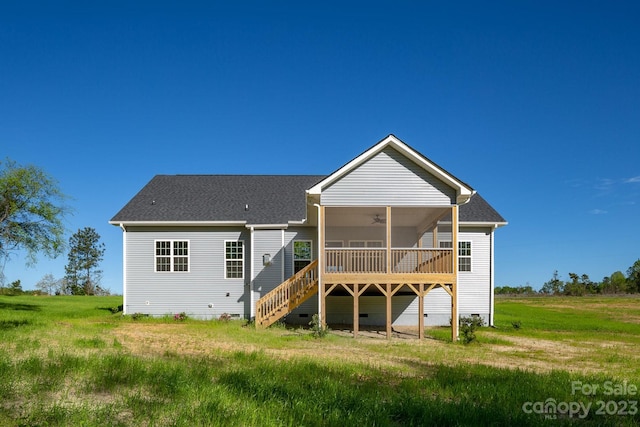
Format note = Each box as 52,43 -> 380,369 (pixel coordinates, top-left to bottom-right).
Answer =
307,134 -> 474,204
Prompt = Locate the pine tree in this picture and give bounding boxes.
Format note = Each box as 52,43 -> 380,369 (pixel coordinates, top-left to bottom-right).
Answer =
64,227 -> 105,295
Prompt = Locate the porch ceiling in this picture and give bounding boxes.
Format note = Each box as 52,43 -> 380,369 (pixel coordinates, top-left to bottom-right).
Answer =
325,206 -> 450,228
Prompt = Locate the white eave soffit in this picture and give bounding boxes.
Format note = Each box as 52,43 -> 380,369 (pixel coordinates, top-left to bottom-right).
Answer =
306,134 -> 474,203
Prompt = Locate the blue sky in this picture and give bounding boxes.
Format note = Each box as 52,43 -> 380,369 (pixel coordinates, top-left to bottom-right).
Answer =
2,1 -> 639,293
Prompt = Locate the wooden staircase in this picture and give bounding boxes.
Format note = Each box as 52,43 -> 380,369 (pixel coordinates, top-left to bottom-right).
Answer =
255,260 -> 319,328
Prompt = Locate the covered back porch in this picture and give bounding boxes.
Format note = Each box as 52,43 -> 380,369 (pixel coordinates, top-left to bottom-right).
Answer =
318,205 -> 460,340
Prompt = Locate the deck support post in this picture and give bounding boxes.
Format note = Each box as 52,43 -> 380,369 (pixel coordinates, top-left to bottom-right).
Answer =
353,284 -> 359,338
386,283 -> 392,339
418,283 -> 424,340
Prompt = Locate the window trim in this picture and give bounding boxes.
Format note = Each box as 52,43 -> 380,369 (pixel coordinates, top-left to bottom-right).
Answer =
293,240 -> 313,273
154,240 -> 190,273
224,240 -> 245,279
458,240 -> 472,272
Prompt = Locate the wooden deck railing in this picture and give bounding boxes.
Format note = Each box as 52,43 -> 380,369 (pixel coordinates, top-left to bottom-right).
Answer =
324,248 -> 453,275
393,248 -> 453,274
325,248 -> 386,274
255,260 -> 318,328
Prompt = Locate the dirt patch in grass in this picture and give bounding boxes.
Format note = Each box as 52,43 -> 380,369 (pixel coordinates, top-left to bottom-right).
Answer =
112,324 -> 259,357
110,323 -> 450,373
108,321 -> 640,381
480,333 -> 640,378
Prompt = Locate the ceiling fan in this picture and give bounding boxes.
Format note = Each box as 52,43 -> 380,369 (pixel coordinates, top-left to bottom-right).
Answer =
371,214 -> 386,224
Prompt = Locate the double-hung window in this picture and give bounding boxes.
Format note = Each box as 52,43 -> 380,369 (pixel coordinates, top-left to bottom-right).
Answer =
225,241 -> 244,279
458,241 -> 472,272
155,240 -> 189,272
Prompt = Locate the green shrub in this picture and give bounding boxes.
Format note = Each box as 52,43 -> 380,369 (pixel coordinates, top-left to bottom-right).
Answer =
459,316 -> 484,344
174,312 -> 188,321
309,314 -> 329,338
131,312 -> 145,321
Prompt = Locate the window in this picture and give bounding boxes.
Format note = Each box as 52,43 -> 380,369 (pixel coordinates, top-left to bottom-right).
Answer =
458,241 -> 471,272
439,241 -> 471,272
293,240 -> 312,273
349,240 -> 384,248
155,240 -> 189,272
225,241 -> 244,279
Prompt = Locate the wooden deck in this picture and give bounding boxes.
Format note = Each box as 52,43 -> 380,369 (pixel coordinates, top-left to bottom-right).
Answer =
255,205 -> 461,340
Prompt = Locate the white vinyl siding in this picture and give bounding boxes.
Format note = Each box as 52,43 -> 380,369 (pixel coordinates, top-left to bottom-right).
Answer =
321,146 -> 456,206
457,227 -> 492,323
125,227 -> 249,318
252,229 -> 285,297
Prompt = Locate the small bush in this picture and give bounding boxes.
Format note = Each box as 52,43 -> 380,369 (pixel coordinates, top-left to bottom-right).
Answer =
131,313 -> 146,321
459,316 -> 484,344
174,312 -> 188,321
109,305 -> 123,314
511,320 -> 522,330
218,313 -> 232,322
309,314 -> 329,338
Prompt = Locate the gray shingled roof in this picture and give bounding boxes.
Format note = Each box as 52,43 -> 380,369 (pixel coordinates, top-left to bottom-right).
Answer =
111,175 -> 506,225
110,175 -> 325,224
459,193 -> 507,223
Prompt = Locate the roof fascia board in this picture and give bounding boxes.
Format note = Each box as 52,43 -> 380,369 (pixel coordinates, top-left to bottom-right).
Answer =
307,137 -> 391,195
108,220 -> 247,227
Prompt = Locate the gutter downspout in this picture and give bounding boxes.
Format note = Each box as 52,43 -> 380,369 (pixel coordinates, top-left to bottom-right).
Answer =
119,224 -> 127,314
489,224 -> 496,326
249,226 -> 255,320
281,229 -> 285,284
314,203 -> 322,325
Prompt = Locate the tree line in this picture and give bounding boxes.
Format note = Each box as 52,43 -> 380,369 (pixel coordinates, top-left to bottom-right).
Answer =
0,159 -> 107,296
0,226 -> 108,296
496,259 -> 640,296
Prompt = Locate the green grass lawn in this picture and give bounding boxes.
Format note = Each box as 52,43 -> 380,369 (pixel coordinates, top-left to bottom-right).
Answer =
0,294 -> 638,426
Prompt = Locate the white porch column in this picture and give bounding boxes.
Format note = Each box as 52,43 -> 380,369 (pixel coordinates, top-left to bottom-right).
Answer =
451,205 -> 459,340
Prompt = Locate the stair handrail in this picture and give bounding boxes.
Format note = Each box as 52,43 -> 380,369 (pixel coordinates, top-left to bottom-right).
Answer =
255,259 -> 318,328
